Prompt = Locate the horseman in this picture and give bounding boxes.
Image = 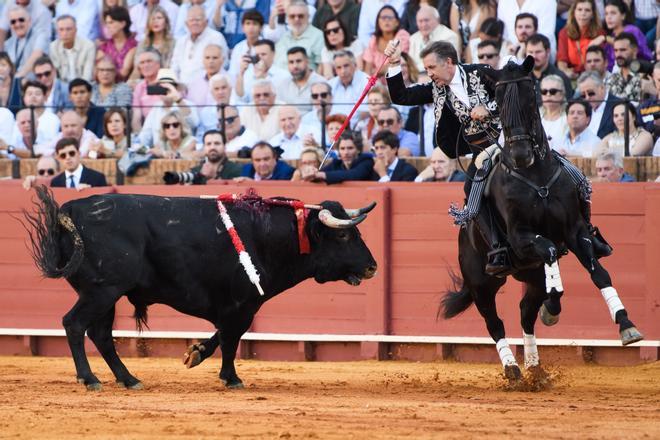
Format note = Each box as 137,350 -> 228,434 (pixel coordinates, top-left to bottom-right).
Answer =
383,40 -> 611,276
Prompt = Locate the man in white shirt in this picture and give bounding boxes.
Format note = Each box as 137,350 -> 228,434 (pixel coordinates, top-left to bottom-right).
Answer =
577,71 -> 618,139
497,0 -> 557,58
50,15 -> 96,83
41,111 -> 100,158
55,0 -> 100,42
198,72 -> 236,140
173,0 -> 216,39
357,0 -> 406,43
328,50 -> 370,124
277,46 -> 325,113
0,0 -> 51,51
301,82 -> 335,147
171,5 -> 229,92
268,105 -> 320,160
239,80 -> 282,141
22,80 -> 60,146
409,5 -> 459,72
559,99 -> 601,157
130,0 -> 179,42
235,39 -> 290,104
220,105 -> 260,156
186,44 -> 226,106
274,1 -> 324,71
3,108 -> 32,158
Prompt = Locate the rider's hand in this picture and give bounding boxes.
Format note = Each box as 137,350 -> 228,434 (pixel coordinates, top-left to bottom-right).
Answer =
384,40 -> 402,66
470,105 -> 489,121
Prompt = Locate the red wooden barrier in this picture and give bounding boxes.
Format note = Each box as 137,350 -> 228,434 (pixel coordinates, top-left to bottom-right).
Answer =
0,180 -> 658,364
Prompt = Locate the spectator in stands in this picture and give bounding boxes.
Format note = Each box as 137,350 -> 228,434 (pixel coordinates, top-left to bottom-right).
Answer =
92,56 -> 133,108
0,52 -> 18,107
325,113 -> 348,147
357,0 -> 406,44
465,17 -> 506,65
22,80 -> 60,146
596,101 -> 654,156
33,57 -> 72,114
235,39 -> 289,104
584,46 -> 612,83
355,84 -> 391,142
526,34 -> 573,106
539,75 -> 569,152
130,0 -> 179,43
599,0 -> 653,70
320,17 -> 364,79
131,48 -> 162,132
171,6 -> 229,92
268,105 -> 320,160
278,47 -> 324,113
98,6 -> 137,82
55,0 -> 101,42
219,105 -> 260,157
212,1 -> 269,51
506,12 -> 538,60
239,79 -> 281,141
186,44 -> 226,106
198,73 -> 234,136
313,0 -> 360,41
237,141 -> 295,181
409,5 -> 459,73
498,0 -> 556,57
152,110 -> 197,159
42,110 -> 100,158
51,137 -> 108,188
414,147 -> 466,182
558,99 -> 601,157
328,50 -> 370,124
91,107 -> 129,159
375,106 -> 419,156
608,32 -> 646,102
274,1 -> 324,71
175,0 -> 216,40
100,1 -> 129,40
638,62 -> 660,140
138,68 -> 199,148
69,78 -> 105,138
0,0 -> 51,52
557,0 -> 604,80
577,70 -> 621,139
5,6 -> 49,78
50,15 -> 96,83
402,0 -> 452,34
363,5 -> 410,77
475,40 -> 501,69
290,146 -> 323,181
307,130 -> 375,184
227,10 -> 265,81
449,0 -> 496,57
595,151 -> 636,182
371,129 -> 417,181
134,6 -> 174,70
0,106 -> 16,150
21,155 -> 60,190
2,108 -> 32,158
302,82 -> 335,147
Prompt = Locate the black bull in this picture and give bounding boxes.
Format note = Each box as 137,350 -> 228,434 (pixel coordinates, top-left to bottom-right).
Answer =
25,187 -> 377,390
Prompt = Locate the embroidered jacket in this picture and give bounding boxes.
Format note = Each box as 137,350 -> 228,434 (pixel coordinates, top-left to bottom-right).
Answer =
387,64 -> 501,158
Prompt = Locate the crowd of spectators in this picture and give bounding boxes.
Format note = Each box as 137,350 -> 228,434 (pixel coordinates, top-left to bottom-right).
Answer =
1,0 -> 659,189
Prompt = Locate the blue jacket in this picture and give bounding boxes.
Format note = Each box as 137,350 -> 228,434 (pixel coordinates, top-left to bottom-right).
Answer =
322,153 -> 375,184
241,160 -> 295,180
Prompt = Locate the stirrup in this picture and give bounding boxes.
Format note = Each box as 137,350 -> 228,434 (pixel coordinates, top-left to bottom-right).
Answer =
589,225 -> 613,258
485,247 -> 512,278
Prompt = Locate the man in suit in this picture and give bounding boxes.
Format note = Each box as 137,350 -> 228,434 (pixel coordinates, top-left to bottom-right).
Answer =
577,71 -> 620,139
50,137 -> 108,189
371,130 -> 418,182
236,142 -> 295,181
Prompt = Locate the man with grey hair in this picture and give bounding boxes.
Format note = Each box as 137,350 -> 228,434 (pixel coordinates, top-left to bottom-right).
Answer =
49,15 -> 96,83
302,81 -> 335,146
577,70 -> 621,139
408,5 -> 459,72
132,48 -> 164,132
269,105 -> 320,160
171,5 -> 229,91
54,0 -> 100,41
198,72 -> 235,139
328,50 -> 369,123
5,6 -> 49,77
595,151 -> 635,182
0,0 -> 51,51
274,0 -> 324,71
187,43 -> 226,106
239,79 -> 282,141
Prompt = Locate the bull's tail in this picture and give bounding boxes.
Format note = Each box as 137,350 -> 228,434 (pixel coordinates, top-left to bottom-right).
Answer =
23,186 -> 84,279
439,269 -> 474,319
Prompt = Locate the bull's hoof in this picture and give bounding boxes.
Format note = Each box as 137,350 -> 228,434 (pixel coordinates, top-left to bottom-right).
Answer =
504,364 -> 522,381
117,380 -> 144,390
621,327 -> 644,346
183,344 -> 204,369
539,303 -> 559,326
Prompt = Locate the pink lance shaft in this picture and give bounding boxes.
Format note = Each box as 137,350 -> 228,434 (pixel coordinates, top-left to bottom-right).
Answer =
318,40 -> 399,169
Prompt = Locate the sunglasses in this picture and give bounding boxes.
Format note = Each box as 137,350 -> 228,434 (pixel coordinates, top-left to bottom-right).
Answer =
325,27 -> 341,35
311,92 -> 329,100
378,118 -> 396,126
38,168 -> 55,176
35,70 -> 52,78
219,116 -> 238,125
10,17 -> 26,25
58,150 -> 77,159
287,14 -> 305,20
540,88 -> 562,96
581,90 -> 597,98
162,122 -> 180,129
477,53 -> 498,60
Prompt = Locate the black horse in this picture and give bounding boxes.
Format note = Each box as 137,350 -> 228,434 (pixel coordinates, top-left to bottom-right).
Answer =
441,57 -> 643,380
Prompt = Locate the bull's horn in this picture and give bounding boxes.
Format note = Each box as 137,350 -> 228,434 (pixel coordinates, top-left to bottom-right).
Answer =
344,201 -> 377,218
304,204 -> 323,210
318,209 -> 367,229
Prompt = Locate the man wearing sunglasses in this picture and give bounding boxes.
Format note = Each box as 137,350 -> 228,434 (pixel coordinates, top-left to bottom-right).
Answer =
49,138 -> 107,189
220,105 -> 259,156
375,106 -> 419,156
525,34 -> 572,107
409,5 -> 459,73
4,6 -> 49,78
475,41 -> 501,70
0,0 -> 51,52
21,156 -> 59,190
577,71 -> 620,139
33,56 -> 73,114
278,46 -> 324,113
301,82 -> 335,147
312,0 -> 360,41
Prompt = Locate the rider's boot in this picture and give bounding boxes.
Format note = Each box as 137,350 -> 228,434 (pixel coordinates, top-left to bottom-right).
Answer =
580,199 -> 612,258
475,205 -> 511,278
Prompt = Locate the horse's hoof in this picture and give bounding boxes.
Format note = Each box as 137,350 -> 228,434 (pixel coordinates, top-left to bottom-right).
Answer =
504,364 -> 522,381
86,382 -> 103,391
621,327 -> 644,346
539,303 -> 559,326
117,380 -> 144,390
226,381 -> 245,389
183,349 -> 202,369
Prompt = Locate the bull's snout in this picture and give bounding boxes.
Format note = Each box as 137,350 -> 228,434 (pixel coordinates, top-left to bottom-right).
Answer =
363,265 -> 377,279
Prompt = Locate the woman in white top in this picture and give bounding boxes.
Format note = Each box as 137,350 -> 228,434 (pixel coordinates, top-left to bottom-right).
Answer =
597,101 -> 654,157
320,17 -> 364,79
539,75 -> 569,152
153,110 -> 197,159
450,0 -> 496,59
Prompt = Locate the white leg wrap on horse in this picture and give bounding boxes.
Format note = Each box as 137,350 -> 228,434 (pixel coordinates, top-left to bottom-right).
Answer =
523,333 -> 539,368
600,286 -> 625,322
496,338 -> 517,367
544,261 -> 563,294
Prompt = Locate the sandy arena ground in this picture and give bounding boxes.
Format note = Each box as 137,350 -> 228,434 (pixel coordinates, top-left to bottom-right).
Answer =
0,356 -> 658,439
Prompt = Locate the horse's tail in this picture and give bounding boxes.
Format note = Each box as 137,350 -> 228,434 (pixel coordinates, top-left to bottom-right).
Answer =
23,186 -> 84,279
440,268 -> 474,319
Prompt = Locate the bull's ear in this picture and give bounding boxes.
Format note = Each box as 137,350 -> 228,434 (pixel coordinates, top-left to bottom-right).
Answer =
522,55 -> 534,73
